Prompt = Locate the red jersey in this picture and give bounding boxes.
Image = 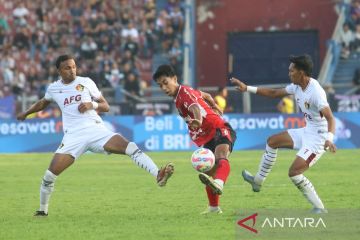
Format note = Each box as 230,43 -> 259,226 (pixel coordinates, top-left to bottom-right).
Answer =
175,85 -> 227,146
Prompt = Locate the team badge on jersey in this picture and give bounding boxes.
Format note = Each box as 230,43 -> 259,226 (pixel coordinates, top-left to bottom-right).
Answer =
76,84 -> 84,92
304,101 -> 310,109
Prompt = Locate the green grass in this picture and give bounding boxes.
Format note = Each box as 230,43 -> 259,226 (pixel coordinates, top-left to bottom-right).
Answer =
0,149 -> 359,240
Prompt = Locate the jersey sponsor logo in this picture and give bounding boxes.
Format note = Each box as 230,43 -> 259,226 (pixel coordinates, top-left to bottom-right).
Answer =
64,94 -> 81,106
304,101 -> 310,109
76,84 -> 85,92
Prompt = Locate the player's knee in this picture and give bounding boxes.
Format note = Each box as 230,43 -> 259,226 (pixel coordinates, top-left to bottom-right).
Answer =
267,136 -> 278,149
288,168 -> 300,178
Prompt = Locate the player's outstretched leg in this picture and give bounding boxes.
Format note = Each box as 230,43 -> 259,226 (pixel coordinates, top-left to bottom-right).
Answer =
125,142 -> 159,176
290,174 -> 326,213
125,142 -> 174,186
35,169 -> 57,217
253,143 -> 278,186
105,136 -> 175,186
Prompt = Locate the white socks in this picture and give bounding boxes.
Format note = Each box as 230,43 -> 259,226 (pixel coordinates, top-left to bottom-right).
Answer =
254,144 -> 278,185
125,142 -> 159,177
39,170 -> 57,213
290,174 -> 325,209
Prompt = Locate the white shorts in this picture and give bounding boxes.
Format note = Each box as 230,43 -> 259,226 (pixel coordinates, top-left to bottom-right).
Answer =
287,127 -> 327,167
55,124 -> 118,159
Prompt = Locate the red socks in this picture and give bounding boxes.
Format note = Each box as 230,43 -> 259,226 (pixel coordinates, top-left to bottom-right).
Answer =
215,158 -> 230,182
205,158 -> 230,207
206,186 -> 219,207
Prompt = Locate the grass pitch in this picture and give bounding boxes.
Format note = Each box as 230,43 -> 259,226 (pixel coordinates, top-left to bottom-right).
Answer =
0,149 -> 359,240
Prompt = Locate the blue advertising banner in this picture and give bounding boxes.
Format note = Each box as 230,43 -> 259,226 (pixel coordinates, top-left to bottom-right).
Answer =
0,113 -> 359,153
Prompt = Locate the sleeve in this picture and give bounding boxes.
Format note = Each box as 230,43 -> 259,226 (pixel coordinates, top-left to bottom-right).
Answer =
313,88 -> 329,111
285,84 -> 296,94
85,78 -> 102,100
182,87 -> 200,110
44,85 -> 53,101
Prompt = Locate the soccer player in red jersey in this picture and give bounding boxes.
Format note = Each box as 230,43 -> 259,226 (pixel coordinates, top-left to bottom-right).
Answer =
153,65 -> 237,214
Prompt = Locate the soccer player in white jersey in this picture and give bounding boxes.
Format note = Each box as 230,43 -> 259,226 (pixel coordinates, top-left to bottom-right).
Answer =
16,55 -> 174,216
231,54 -> 336,213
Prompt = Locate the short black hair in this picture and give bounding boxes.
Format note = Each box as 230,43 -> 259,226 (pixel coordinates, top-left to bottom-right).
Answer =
153,64 -> 176,81
289,54 -> 313,77
55,54 -> 75,69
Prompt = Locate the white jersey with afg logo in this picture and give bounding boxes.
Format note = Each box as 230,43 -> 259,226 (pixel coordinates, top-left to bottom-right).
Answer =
44,76 -> 103,133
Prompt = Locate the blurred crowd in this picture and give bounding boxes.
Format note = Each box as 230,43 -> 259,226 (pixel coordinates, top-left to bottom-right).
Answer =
339,0 -> 360,59
0,0 -> 185,100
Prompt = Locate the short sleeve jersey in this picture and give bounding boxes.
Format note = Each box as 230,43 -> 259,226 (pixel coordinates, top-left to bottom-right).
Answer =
175,85 -> 227,146
285,78 -> 329,130
44,76 -> 103,133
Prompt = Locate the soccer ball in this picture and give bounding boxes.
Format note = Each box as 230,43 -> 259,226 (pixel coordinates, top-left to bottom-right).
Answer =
191,148 -> 215,172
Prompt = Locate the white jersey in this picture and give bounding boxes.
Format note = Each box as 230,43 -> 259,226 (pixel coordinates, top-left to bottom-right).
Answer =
44,76 -> 103,133
285,78 -> 329,130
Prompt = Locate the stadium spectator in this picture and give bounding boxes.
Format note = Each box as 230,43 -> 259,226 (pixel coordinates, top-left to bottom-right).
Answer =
339,23 -> 354,58
277,95 -> 295,114
12,2 -> 29,27
124,72 -> 141,98
121,22 -> 139,42
353,67 -> 360,93
16,54 -> 174,216
231,54 -> 336,213
153,64 -> 236,214
350,23 -> 360,51
80,36 -> 98,59
214,86 -> 230,113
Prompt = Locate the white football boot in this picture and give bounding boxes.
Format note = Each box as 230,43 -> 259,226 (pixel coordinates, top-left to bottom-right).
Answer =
242,170 -> 262,192
198,173 -> 223,195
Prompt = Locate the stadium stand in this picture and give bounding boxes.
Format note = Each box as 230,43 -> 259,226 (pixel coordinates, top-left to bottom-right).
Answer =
0,0 -> 184,113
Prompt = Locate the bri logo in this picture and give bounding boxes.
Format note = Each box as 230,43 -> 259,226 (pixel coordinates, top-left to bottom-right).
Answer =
64,94 -> 81,106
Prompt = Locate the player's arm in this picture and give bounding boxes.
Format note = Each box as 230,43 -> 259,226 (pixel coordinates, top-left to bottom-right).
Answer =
230,77 -> 289,98
188,104 -> 203,129
78,95 -> 110,113
200,91 -> 223,115
321,106 -> 337,153
16,98 -> 51,121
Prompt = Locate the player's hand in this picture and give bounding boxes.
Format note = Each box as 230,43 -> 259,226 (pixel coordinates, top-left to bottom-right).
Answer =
230,77 -> 247,92
324,140 -> 336,153
78,102 -> 93,113
16,112 -> 27,121
188,119 -> 202,129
